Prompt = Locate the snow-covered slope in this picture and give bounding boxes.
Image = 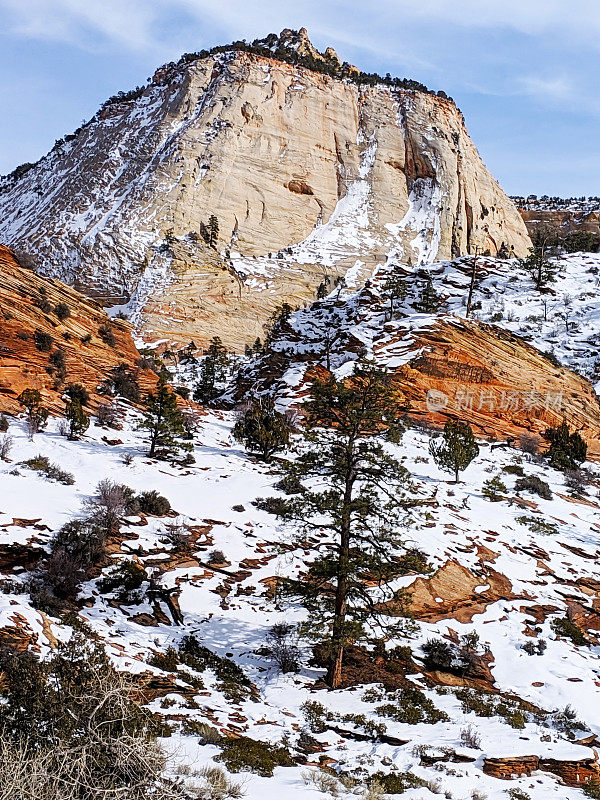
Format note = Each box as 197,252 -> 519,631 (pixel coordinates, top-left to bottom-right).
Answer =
1,405 -> 600,799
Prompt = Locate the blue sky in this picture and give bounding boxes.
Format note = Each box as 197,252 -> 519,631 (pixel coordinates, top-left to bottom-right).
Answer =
0,0 -> 598,196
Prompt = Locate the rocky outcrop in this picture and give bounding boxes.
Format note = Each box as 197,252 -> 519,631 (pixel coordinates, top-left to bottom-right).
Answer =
0,245 -> 154,414
0,30 -> 530,350
484,752 -> 600,786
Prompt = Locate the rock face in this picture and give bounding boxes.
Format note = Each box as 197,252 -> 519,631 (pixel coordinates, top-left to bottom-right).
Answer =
0,30 -> 530,350
0,246 -> 153,415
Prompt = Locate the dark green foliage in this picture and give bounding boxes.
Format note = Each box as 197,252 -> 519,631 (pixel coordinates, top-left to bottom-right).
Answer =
381,270 -> 407,319
148,646 -> 180,672
65,382 -> 90,405
371,772 -> 428,793
179,635 -> 254,703
208,214 -> 219,247
98,323 -> 116,346
264,302 -> 293,345
454,688 -> 527,729
135,489 -> 171,516
514,474 -> 552,500
17,388 -> 49,436
49,348 -> 67,381
65,399 -> 90,439
551,616 -> 588,646
584,779 -> 600,798
54,302 -> 71,320
412,275 -> 442,313
421,633 -> 485,676
0,414 -> 8,432
394,547 -> 431,576
138,375 -> 192,459
98,560 -> 147,604
257,361 -> 417,688
522,639 -> 547,656
503,463 -> 525,476
53,518 -> 107,565
518,250 -> 557,290
23,454 -> 74,485
516,515 -> 559,536
482,475 -> 507,501
232,395 -> 292,460
429,420 -> 479,482
33,328 -> 53,351
193,336 -> 229,405
216,736 -> 294,776
563,230 -> 600,253
111,363 -> 140,401
545,421 -> 587,471
376,686 -> 449,725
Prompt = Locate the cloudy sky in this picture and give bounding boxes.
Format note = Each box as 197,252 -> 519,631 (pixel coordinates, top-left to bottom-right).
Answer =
0,0 -> 597,196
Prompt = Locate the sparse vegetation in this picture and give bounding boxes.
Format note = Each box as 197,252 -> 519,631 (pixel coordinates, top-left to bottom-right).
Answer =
33,328 -> 53,351
22,454 -> 74,485
514,474 -> 552,500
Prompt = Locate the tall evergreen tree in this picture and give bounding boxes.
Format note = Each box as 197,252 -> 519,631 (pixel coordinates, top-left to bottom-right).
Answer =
193,336 -> 229,405
429,419 -> 479,482
138,376 -> 191,459
258,362 -> 417,688
381,270 -> 407,319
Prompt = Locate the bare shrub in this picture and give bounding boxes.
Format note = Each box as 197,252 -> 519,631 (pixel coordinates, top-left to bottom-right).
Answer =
85,479 -> 131,535
302,769 -> 340,797
0,434 -> 12,461
197,764 -> 245,799
57,418 -> 69,437
165,518 -> 192,552
96,402 -> 120,428
460,725 -> 482,749
265,622 -> 300,673
519,434 -> 541,455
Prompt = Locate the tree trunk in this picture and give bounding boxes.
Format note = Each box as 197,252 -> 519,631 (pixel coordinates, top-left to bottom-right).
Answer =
466,255 -> 478,318
327,458 -> 354,689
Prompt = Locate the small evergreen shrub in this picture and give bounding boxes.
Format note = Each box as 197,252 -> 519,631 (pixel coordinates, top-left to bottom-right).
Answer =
503,463 -> 525,476
22,454 -> 74,485
98,323 -> 116,346
482,475 -> 507,501
514,475 -> 552,500
551,616 -> 587,646
370,772 -> 427,793
54,302 -> 71,321
516,515 -> 559,535
179,635 -> 254,703
98,560 -> 147,604
375,686 -> 449,725
33,328 -> 53,351
216,736 -> 294,776
135,490 -> 171,516
0,414 -> 8,432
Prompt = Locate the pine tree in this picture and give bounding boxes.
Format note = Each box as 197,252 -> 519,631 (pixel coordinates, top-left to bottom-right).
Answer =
65,399 -> 90,440
429,420 -> 479,482
257,362 -> 418,688
482,475 -> 507,502
545,422 -> 587,471
232,396 -> 292,461
193,336 -> 229,405
138,376 -> 191,459
412,275 -> 442,313
381,270 -> 407,319
519,249 -> 557,290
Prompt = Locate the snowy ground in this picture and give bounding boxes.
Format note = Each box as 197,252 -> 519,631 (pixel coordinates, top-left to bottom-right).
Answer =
1,403 -> 600,798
